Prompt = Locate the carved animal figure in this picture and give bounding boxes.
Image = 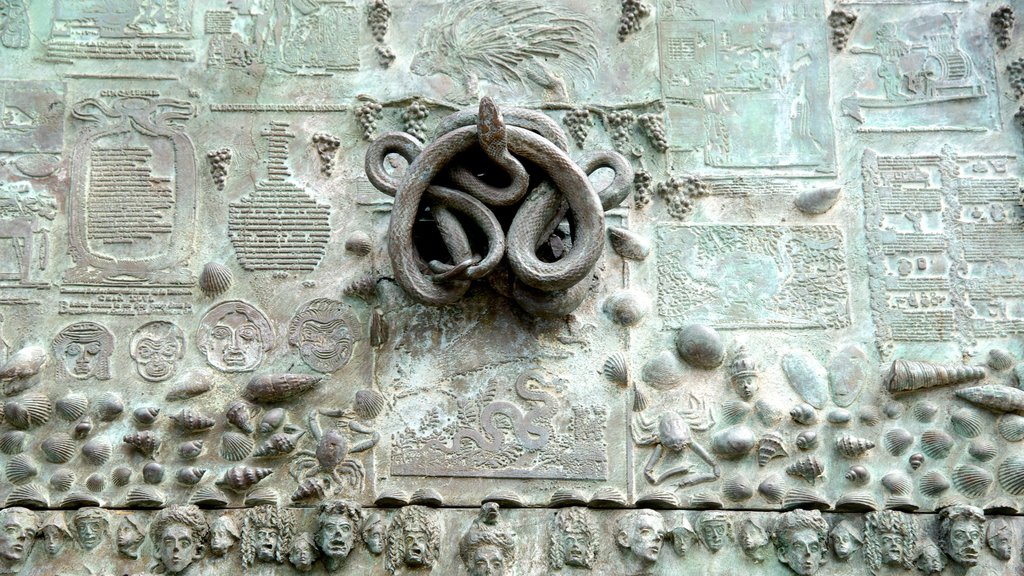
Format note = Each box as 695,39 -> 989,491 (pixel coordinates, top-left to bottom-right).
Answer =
410,0 -> 598,102
288,411 -> 379,501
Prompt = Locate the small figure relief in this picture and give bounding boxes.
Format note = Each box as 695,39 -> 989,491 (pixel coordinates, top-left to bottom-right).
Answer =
39,512 -> 71,556
0,181 -> 56,292
53,321 -> 114,381
695,511 -> 731,554
196,300 -> 273,373
391,369 -> 608,481
385,505 -> 441,574
549,507 -> 598,571
73,507 -> 109,553
0,81 -> 65,153
770,510 -> 828,575
361,513 -> 385,556
614,509 -> 666,575
210,516 -> 240,557
315,500 -> 363,572
227,122 -> 331,272
409,0 -> 598,103
0,507 -> 36,575
737,519 -> 771,564
938,504 -> 985,568
116,515 -> 144,559
287,299 -> 361,373
254,0 -> 359,74
985,517 -> 1013,561
0,0 -> 29,49
459,503 -> 515,576
656,225 -> 850,330
130,321 -> 185,382
241,505 -> 294,568
289,411 -> 379,502
914,541 -> 946,575
631,394 -> 719,487
670,517 -> 695,558
828,519 -> 862,562
863,510 -> 919,574
288,533 -> 319,572
149,505 -> 209,575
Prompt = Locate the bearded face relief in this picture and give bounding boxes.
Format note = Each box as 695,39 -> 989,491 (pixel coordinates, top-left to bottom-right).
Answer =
129,321 -> 185,382
288,299 -> 360,373
197,301 -> 274,373
52,321 -> 113,380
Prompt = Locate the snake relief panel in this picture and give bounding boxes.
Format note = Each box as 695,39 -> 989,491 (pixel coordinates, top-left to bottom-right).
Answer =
1,0 -> 1024,575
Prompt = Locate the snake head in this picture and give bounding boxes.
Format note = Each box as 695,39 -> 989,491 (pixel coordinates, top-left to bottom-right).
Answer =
477,97 -> 506,153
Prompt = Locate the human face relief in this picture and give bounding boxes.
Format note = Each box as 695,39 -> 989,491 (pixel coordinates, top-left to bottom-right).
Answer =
210,521 -> 235,556
829,529 -> 856,560
470,544 -> 506,576
948,519 -> 982,567
0,514 -> 35,563
76,518 -> 104,551
116,520 -> 143,557
363,524 -> 384,555
561,531 -> 589,568
779,529 -> 824,576
40,525 -> 65,555
404,530 -> 429,566
299,317 -> 352,369
628,516 -> 665,563
208,311 -> 263,372
133,332 -> 182,381
317,514 -> 355,560
254,525 -> 279,562
987,529 -> 1012,561
64,339 -> 101,378
158,523 -> 200,574
701,520 -> 728,552
879,530 -> 902,565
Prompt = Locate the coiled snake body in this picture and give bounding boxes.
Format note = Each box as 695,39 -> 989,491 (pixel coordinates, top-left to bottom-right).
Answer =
365,98 -> 633,315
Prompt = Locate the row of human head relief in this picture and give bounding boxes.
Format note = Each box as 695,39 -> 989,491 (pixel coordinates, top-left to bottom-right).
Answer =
0,503 -> 1018,575
45,298 -> 359,383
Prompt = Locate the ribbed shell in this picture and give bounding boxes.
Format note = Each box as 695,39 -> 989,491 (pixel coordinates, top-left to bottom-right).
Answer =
988,348 -> 1015,371
834,491 -> 879,512
82,437 -> 112,465
835,435 -> 874,457
997,414 -> 1024,442
190,485 -> 230,508
919,470 -> 950,497
602,290 -> 651,328
920,430 -> 954,459
220,432 -> 254,461
245,487 -> 279,507
125,487 -> 165,508
96,393 -> 124,421
634,491 -> 679,509
55,393 -> 88,421
59,492 -> 99,509
410,487 -> 443,506
952,464 -> 993,497
354,389 -> 386,420
757,432 -> 788,467
997,455 -> 1024,495
883,428 -> 913,456
950,407 -> 985,438
375,488 -> 410,507
602,352 -> 629,386
216,466 -> 272,491
49,469 -> 75,492
243,373 -> 323,403
291,477 -> 330,502
955,385 -> 1024,414
483,489 -> 526,508
757,474 -> 785,503
252,432 -> 302,458
259,408 -> 286,434
881,470 -> 911,495
6,454 -> 37,484
199,262 -> 233,297
885,360 -> 985,393
754,399 -> 785,427
722,475 -> 754,502
177,440 -> 205,460
641,350 -> 684,390
41,433 -> 76,464
782,487 -> 830,511
786,456 -> 825,484
687,492 -> 723,509
123,431 -> 161,458
85,473 -> 104,492
165,379 -> 212,401
859,406 -> 881,427
171,408 -> 216,432
721,400 -> 752,425
968,439 -> 998,462
225,401 -> 255,433
111,467 -> 132,486
6,484 -> 46,508
587,487 -> 625,508
548,489 -> 586,508
912,400 -> 939,423
632,385 -> 649,413
0,430 -> 26,454
344,231 -> 373,257
4,393 -> 51,428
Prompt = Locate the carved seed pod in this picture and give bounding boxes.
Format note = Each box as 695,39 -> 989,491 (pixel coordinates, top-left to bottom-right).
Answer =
5,393 -> 51,428
795,431 -> 818,451
132,407 -> 161,427
912,400 -> 939,423
6,454 -> 38,484
176,467 -> 207,486
722,475 -> 754,502
920,429 -> 954,459
344,231 -> 373,256
987,348 -> 1015,371
6,484 -> 47,508
82,437 -> 112,466
968,439 -> 998,462
354,389 -> 386,420
96,392 -> 124,422
786,456 -> 825,484
756,432 -> 788,467
997,455 -> 1024,495
216,466 -> 273,491
85,473 -> 104,493
602,352 -> 629,386
225,401 -> 256,434
41,433 -> 76,464
220,432 -> 254,462
0,430 -> 27,455
199,262 -> 233,297
259,408 -> 286,434
165,379 -> 213,401
845,465 -> 870,484
177,440 -> 205,460
171,408 -> 216,433
190,485 -> 230,508
790,403 -> 817,425
73,417 -> 94,439
49,469 -> 75,492
835,435 -> 875,457
123,431 -> 161,458
909,453 -> 925,470
884,428 -> 914,456
111,467 -> 132,487
143,462 -> 165,484
757,474 -> 785,503
55,393 -> 89,421
952,464 -> 993,498
949,407 -> 985,438
920,470 -> 950,497
252,432 -> 303,458
997,414 -> 1024,442
245,487 -> 279,507
607,226 -> 651,261
126,486 -> 165,508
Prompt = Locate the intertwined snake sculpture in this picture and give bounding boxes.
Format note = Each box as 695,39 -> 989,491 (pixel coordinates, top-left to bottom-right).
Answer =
365,98 -> 633,316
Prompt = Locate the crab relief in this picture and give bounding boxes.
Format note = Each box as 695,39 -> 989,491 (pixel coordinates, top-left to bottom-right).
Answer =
289,410 -> 380,502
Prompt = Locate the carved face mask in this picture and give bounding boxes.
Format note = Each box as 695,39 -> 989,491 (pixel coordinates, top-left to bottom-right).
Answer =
561,533 -> 589,568
947,519 -> 981,567
626,516 -> 665,563
299,319 -> 352,369
700,521 -> 728,552
779,528 -> 824,576
289,538 -> 317,572
40,525 -> 66,555
158,523 -> 200,574
317,514 -> 355,561
404,530 -> 429,566
130,322 -> 184,382
469,543 -> 506,576
116,519 -> 143,558
208,312 -> 264,372
362,524 -> 384,555
210,520 -> 237,556
254,526 -> 279,562
829,528 -> 858,560
75,518 -> 105,551
0,514 -> 35,563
